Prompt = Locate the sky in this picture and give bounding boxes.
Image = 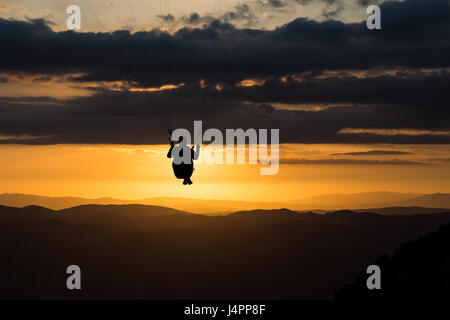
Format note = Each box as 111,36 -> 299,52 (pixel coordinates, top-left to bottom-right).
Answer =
0,0 -> 449,201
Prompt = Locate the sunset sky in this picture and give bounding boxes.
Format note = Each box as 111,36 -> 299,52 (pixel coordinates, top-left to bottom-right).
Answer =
0,0 -> 449,201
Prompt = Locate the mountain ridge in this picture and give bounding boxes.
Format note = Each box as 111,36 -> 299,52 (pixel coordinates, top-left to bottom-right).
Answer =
1,192 -> 450,214
1,204 -> 450,299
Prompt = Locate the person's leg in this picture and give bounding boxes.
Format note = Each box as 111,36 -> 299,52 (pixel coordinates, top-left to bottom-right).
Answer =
187,178 -> 193,185
183,178 -> 189,185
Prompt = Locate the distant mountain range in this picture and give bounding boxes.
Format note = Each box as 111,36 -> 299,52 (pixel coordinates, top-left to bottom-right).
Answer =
1,204 -> 449,299
0,192 -> 450,214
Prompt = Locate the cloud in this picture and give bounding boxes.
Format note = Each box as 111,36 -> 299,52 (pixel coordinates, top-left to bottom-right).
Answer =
322,5 -> 344,19
339,128 -> 450,137
180,13 -> 211,25
0,89 -> 449,145
0,134 -> 51,141
282,158 -> 424,165
179,4 -> 258,26
428,158 -> 450,163
256,0 -> 339,9
210,71 -> 450,107
0,0 -> 448,145
0,0 -> 449,87
356,0 -> 385,6
222,4 -> 257,24
331,150 -> 412,156
0,2 -> 22,13
157,14 -> 175,23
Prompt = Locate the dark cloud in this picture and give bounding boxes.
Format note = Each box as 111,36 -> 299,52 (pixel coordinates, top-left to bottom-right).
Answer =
331,150 -> 413,156
428,158 -> 450,163
32,75 -> 53,82
255,0 -> 377,18
157,14 -> 175,22
212,71 -> 450,107
222,4 -> 258,24
0,0 -> 448,86
256,0 -> 334,8
0,0 -> 448,145
282,158 -> 424,165
322,5 -> 344,18
180,13 -> 211,25
356,0 -> 371,5
180,4 -> 257,26
0,88 -> 449,145
356,0 -> 384,6
266,0 -> 286,8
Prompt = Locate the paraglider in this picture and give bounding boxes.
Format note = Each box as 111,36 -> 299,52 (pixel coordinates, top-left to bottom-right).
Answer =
78,0 -> 246,184
167,134 -> 200,185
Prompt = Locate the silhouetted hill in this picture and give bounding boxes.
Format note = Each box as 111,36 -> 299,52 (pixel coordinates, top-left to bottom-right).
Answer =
0,193 -> 283,214
1,205 -> 450,299
4,192 -> 450,215
0,204 -> 54,220
148,197 -> 283,214
397,193 -> 450,208
355,206 -> 450,215
59,204 -> 190,218
284,192 -> 421,210
336,222 -> 450,299
0,193 -> 126,210
228,208 -> 297,217
0,204 -> 190,221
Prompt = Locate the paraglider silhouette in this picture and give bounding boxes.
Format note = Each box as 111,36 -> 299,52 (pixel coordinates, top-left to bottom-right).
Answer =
167,135 -> 200,185
76,1 -> 241,184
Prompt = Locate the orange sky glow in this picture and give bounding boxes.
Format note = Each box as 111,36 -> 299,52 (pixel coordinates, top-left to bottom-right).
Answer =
0,143 -> 449,201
